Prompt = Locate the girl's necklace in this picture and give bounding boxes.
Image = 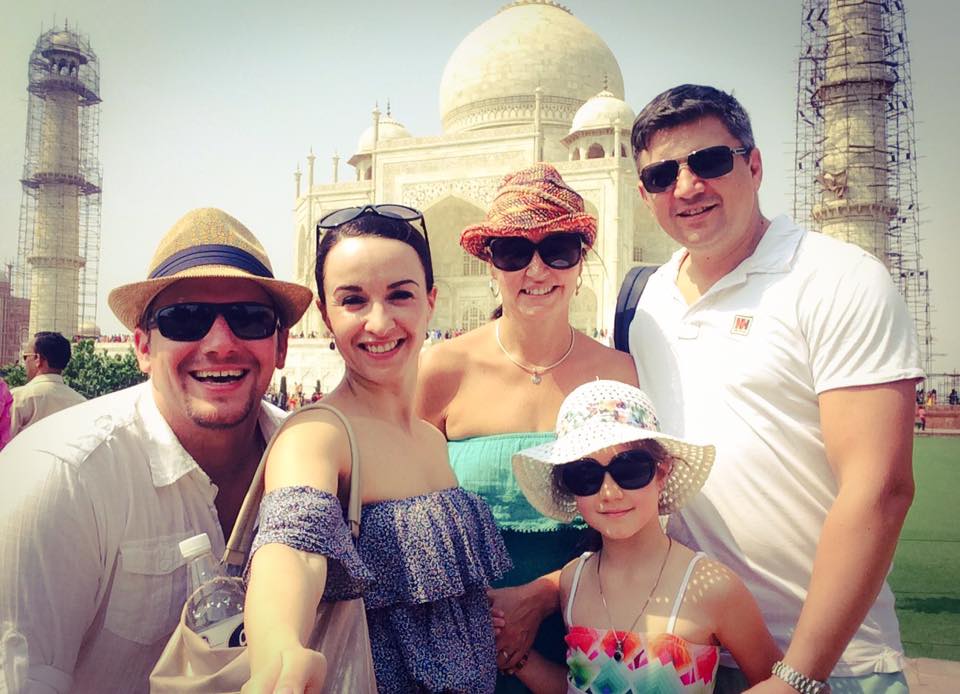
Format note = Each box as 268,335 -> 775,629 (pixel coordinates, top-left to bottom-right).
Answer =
596,537 -> 673,662
494,320 -> 576,385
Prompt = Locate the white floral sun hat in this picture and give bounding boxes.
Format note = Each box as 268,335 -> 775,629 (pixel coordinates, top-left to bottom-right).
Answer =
512,380 -> 715,522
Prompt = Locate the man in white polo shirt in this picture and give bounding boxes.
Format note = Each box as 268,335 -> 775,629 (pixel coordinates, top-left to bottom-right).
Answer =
627,85 -> 922,693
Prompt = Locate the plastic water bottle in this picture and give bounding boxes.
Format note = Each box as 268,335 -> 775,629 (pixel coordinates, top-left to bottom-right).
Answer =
179,533 -> 246,648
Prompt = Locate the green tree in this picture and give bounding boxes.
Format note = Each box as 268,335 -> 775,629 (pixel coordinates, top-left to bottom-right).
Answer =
61,340 -> 147,399
0,362 -> 27,388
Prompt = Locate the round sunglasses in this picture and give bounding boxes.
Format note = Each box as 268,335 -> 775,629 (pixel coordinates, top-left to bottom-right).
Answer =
147,302 -> 278,342
486,233 -> 584,272
558,449 -> 659,497
640,144 -> 751,193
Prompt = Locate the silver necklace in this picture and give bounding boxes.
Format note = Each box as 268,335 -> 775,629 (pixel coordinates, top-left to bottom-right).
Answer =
494,320 -> 576,385
596,537 -> 672,662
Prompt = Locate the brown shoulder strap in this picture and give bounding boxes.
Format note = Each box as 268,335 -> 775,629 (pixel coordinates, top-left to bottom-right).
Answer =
222,402 -> 362,570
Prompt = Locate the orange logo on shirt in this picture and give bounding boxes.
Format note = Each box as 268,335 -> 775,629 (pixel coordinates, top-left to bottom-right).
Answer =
731,315 -> 752,335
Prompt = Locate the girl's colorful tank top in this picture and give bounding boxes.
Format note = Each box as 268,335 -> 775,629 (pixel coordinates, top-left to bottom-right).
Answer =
564,551 -> 720,694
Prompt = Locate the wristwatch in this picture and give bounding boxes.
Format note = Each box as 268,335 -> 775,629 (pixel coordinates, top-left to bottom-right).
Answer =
772,660 -> 831,694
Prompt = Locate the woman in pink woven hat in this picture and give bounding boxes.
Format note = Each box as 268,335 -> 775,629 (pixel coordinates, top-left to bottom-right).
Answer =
416,164 -> 638,692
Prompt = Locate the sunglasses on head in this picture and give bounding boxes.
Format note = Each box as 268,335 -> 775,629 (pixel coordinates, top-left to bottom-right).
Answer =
316,203 -> 430,250
640,144 -> 751,193
486,233 -> 584,272
558,448 -> 659,497
147,302 -> 279,342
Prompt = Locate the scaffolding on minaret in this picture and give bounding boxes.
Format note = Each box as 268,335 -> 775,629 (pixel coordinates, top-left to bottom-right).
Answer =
794,0 -> 932,374
14,24 -> 102,340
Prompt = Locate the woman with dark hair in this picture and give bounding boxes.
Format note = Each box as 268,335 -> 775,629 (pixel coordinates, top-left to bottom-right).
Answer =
244,205 -> 510,693
416,165 -> 638,692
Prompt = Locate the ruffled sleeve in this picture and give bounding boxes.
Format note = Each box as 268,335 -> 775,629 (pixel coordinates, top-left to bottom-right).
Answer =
358,487 -> 511,610
245,486 -> 375,601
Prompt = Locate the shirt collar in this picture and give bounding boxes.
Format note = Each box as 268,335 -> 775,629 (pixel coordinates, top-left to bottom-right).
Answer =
136,383 -> 286,489
30,373 -> 66,385
664,214 -> 803,297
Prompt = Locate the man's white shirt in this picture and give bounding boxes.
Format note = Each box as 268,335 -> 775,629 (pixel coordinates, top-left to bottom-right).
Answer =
0,381 -> 284,693
630,215 -> 923,675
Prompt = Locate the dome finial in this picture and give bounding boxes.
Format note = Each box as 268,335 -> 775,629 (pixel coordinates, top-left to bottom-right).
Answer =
386,99 -> 391,117
603,73 -> 608,91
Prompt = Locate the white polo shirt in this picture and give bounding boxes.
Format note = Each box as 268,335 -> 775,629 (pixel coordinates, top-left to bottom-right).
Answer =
0,381 -> 284,693
630,215 -> 923,675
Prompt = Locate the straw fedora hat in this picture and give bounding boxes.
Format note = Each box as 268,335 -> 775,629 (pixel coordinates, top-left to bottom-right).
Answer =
108,208 -> 313,331
460,163 -> 597,259
513,380 -> 715,521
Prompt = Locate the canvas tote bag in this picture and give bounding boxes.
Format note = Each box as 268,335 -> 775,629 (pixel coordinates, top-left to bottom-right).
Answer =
150,403 -> 378,693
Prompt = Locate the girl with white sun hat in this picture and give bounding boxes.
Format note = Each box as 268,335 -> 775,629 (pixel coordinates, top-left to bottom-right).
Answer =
508,380 -> 781,694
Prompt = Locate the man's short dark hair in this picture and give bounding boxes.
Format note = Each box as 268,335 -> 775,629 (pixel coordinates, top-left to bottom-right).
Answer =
631,84 -> 756,161
33,331 -> 72,370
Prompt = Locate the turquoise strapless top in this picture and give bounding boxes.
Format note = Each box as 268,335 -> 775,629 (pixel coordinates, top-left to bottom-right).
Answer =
449,432 -> 583,533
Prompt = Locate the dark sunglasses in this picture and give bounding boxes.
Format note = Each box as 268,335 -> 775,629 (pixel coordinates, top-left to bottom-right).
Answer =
316,203 -> 430,251
147,302 -> 279,342
640,144 -> 751,193
558,449 -> 658,497
486,233 -> 584,272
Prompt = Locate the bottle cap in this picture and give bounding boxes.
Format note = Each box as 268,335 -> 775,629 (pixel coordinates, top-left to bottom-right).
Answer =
179,533 -> 212,560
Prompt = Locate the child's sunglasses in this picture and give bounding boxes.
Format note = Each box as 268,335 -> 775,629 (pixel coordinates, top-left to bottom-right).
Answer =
486,232 -> 584,272
558,449 -> 658,497
639,144 -> 751,193
147,302 -> 278,342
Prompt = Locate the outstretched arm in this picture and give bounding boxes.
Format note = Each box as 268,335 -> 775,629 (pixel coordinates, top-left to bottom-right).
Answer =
243,412 -> 349,693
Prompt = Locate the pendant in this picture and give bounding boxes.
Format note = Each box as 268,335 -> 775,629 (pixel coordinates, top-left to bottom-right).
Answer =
531,372 -> 542,385
614,646 -> 623,662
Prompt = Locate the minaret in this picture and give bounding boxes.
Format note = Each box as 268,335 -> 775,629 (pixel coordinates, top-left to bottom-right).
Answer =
16,25 -> 101,339
17,27 -> 100,339
812,0 -> 896,262
795,0 -> 932,373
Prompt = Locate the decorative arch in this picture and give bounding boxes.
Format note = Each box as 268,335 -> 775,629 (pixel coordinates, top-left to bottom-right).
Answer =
586,143 -> 605,159
422,195 -> 486,280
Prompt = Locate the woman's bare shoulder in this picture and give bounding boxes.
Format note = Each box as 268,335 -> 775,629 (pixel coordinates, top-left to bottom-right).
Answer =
574,336 -> 638,386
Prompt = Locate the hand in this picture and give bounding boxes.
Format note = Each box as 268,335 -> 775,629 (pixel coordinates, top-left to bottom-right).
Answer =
488,584 -> 546,671
743,675 -> 803,694
242,647 -> 327,694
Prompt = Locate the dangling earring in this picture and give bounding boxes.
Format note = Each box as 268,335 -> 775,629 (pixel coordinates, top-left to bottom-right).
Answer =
489,278 -> 500,298
575,275 -> 583,296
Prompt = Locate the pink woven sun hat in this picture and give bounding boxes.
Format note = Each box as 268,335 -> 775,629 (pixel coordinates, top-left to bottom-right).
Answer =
460,163 -> 597,259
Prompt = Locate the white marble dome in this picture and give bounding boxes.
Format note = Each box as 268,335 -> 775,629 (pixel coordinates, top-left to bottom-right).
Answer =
570,89 -> 635,134
438,0 -> 624,133
356,112 -> 412,153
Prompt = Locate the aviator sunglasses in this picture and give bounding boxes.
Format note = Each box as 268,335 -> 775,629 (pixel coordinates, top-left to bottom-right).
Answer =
558,448 -> 659,497
147,302 -> 279,342
316,204 -> 431,251
486,233 -> 584,272
639,144 -> 751,193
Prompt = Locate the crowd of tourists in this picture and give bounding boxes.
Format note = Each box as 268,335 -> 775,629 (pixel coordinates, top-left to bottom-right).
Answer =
0,85 -> 921,694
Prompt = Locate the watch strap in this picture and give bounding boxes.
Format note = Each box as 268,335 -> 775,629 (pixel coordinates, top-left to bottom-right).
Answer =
771,660 -> 831,694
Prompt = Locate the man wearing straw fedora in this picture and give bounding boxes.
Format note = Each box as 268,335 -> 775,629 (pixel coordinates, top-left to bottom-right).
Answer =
626,85 -> 922,693
0,208 -> 311,693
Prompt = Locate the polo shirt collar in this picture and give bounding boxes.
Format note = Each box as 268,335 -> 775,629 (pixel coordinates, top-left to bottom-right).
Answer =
667,214 -> 803,299
30,373 -> 66,385
135,383 -> 284,489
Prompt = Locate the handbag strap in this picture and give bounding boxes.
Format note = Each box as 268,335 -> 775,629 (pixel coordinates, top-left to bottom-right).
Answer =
222,402 -> 362,571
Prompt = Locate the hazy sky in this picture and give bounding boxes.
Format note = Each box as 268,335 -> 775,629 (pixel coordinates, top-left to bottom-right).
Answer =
2,0 -> 957,372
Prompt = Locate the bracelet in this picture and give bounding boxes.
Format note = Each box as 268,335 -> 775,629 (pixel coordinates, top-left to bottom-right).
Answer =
771,660 -> 831,694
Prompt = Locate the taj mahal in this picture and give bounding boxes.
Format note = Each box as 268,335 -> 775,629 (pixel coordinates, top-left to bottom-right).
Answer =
288,0 -> 672,348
